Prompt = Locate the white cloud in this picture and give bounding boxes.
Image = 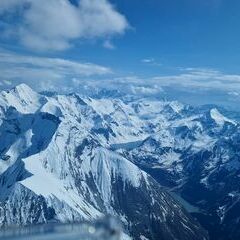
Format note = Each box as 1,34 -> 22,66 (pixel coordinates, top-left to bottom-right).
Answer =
131,85 -> 163,95
3,80 -> 12,86
2,50 -> 240,100
75,68 -> 240,96
141,58 -> 162,66
0,51 -> 112,75
0,49 -> 112,90
142,58 -> 155,63
150,68 -> 240,90
0,0 -> 129,51
0,0 -> 22,14
103,40 -> 115,50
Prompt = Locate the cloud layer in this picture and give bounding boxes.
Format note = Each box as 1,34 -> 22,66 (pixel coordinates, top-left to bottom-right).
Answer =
1,46 -> 240,110
0,0 -> 129,51
0,49 -> 112,91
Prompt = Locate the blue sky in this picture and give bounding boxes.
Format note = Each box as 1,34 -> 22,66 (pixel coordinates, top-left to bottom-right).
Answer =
111,0 -> 240,74
65,0 -> 240,75
1,0 -> 240,108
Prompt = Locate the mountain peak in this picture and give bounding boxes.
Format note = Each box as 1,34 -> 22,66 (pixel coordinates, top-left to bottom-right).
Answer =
210,108 -> 236,126
0,83 -> 45,114
13,83 -> 35,95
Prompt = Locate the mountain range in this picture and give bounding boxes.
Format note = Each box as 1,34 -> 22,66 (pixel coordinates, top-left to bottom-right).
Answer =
0,83 -> 239,240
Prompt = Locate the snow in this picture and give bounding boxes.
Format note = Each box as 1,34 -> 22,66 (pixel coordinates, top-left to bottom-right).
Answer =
121,233 -> 133,240
169,101 -> 184,114
210,108 -> 236,126
159,151 -> 181,167
172,115 -> 202,129
40,100 -> 63,117
192,133 -> 216,151
0,129 -> 33,174
92,148 -> 148,201
21,153 -> 102,220
0,83 -> 45,114
140,235 -> 150,240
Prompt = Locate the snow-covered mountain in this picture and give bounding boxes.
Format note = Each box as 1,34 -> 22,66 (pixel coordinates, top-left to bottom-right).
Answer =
115,101 -> 240,240
0,84 -> 208,240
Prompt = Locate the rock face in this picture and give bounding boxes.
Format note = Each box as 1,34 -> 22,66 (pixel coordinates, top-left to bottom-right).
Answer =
0,84 -> 208,240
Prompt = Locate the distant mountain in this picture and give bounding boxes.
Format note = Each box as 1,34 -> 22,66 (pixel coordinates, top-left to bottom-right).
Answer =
116,100 -> 240,240
0,84 -> 208,240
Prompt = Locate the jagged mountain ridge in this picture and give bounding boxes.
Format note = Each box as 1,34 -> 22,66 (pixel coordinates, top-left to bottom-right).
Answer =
113,99 -> 240,240
0,84 -> 208,240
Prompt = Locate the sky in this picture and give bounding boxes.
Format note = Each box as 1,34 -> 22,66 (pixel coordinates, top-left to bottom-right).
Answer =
1,0 -> 240,108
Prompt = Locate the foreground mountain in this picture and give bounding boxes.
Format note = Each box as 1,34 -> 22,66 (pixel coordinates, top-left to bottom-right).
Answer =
0,84 -> 208,240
